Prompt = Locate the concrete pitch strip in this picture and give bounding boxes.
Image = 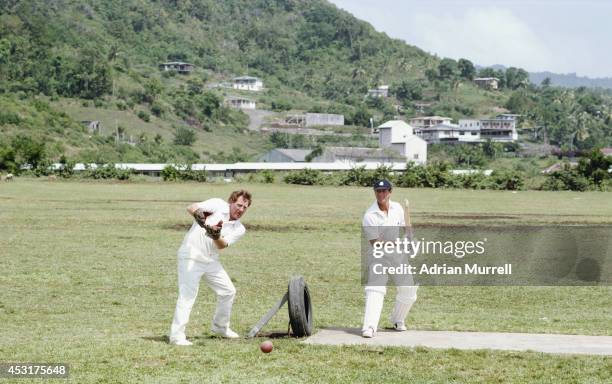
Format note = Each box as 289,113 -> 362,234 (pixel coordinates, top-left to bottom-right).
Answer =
304,328 -> 612,356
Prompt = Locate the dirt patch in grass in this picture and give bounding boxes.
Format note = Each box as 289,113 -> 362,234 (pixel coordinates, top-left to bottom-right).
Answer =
422,213 -> 519,220
165,221 -> 612,232
166,223 -> 192,231
245,223 -> 324,232
164,222 -> 328,232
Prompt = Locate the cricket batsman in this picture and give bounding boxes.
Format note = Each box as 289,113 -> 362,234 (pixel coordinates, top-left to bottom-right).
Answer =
169,190 -> 252,345
361,179 -> 418,338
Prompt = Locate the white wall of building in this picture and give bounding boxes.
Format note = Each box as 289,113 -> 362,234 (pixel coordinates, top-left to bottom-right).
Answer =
233,78 -> 263,91
378,120 -> 427,164
403,136 -> 428,164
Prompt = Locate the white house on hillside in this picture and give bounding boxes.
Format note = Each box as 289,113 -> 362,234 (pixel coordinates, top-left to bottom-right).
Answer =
225,96 -> 256,110
479,117 -> 518,141
409,116 -> 453,130
159,62 -> 194,73
420,123 -> 481,143
233,76 -> 263,91
459,115 -> 518,142
367,85 -> 389,98
474,77 -> 499,90
377,120 -> 427,164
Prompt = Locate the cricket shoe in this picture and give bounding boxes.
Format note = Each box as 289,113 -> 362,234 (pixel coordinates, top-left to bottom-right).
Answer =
393,322 -> 407,331
362,327 -> 376,338
170,338 -> 193,346
211,327 -> 240,338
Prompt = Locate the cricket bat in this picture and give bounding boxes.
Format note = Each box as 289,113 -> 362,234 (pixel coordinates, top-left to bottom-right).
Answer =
404,199 -> 414,240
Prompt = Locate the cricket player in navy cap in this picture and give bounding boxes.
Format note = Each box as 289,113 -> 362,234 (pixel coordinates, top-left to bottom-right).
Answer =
361,179 -> 418,338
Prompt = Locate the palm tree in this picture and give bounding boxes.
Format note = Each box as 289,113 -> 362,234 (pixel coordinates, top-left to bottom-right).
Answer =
569,110 -> 591,150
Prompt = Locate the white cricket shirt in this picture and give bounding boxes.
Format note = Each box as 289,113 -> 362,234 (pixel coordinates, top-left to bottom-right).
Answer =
177,198 -> 246,263
362,200 -> 406,241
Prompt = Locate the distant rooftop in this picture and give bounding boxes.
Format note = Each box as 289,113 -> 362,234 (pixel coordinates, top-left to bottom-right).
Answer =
225,96 -> 254,102
325,146 -> 404,160
233,76 -> 261,81
272,148 -> 312,162
160,61 -> 194,66
410,116 -> 452,120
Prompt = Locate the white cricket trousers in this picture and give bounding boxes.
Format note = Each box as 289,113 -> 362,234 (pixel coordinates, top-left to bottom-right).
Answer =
169,258 -> 236,342
362,285 -> 418,332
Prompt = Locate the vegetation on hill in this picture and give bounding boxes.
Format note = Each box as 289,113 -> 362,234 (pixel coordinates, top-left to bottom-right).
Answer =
0,0 -> 611,169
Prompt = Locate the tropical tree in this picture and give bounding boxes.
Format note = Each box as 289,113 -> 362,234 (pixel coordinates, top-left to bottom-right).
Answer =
458,58 -> 475,80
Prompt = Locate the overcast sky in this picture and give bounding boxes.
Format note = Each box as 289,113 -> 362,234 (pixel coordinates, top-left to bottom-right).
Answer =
329,0 -> 611,78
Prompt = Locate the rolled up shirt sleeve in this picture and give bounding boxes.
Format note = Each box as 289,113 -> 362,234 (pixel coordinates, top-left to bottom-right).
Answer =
362,214 -> 379,241
195,198 -> 223,213
223,224 -> 246,247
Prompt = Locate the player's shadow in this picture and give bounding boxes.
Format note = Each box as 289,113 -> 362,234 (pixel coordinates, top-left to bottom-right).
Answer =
254,331 -> 294,339
142,335 -> 170,343
320,327 -> 362,336
141,330 -> 298,343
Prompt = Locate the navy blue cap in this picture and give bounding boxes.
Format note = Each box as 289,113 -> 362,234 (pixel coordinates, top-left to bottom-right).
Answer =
373,179 -> 392,190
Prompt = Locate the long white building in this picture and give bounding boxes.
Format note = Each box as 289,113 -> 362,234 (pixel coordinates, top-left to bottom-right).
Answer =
232,76 -> 263,91
410,114 -> 518,143
459,115 -> 518,142
419,123 -> 481,143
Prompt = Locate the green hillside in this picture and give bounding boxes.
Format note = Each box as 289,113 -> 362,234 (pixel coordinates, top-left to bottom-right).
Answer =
1,0 -> 611,167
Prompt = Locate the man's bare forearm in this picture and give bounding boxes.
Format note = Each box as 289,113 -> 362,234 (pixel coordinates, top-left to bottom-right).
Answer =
213,238 -> 228,249
186,203 -> 227,249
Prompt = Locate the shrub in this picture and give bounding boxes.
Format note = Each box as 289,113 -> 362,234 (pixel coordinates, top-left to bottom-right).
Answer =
0,111 -> 21,125
246,170 -> 276,184
270,98 -> 292,111
10,135 -> 48,173
137,110 -> 150,122
116,100 -> 127,110
160,165 -> 179,181
395,162 -> 468,189
339,166 -> 370,186
0,143 -> 17,173
151,101 -> 165,117
284,169 -> 322,185
305,146 -> 323,162
541,166 -> 589,191
161,164 -> 206,182
489,169 -> 524,190
260,169 -> 275,183
173,126 -> 196,146
338,165 -> 393,187
82,164 -> 132,180
456,172 -> 490,189
57,154 -> 75,178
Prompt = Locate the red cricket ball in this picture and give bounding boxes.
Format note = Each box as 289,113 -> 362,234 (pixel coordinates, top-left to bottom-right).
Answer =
260,340 -> 273,353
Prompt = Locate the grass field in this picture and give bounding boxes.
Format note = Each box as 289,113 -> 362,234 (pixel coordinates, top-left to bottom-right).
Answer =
1,180 -> 611,383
